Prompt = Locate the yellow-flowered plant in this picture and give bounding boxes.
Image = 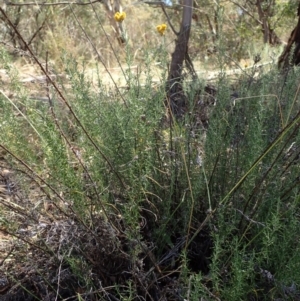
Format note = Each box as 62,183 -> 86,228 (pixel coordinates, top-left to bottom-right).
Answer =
156,24 -> 167,36
114,12 -> 126,22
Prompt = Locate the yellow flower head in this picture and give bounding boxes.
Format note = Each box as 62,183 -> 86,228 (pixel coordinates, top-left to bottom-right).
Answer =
114,12 -> 126,22
156,24 -> 167,36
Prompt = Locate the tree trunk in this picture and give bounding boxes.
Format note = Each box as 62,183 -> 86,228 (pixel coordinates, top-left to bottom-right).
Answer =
256,0 -> 281,45
278,3 -> 300,70
166,0 -> 193,118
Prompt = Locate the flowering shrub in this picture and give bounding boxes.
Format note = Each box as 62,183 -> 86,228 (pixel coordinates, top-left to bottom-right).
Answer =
114,12 -> 126,22
156,23 -> 167,35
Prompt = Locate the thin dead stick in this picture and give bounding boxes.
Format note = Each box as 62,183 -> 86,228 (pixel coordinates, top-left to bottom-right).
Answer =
0,6 -> 127,190
229,0 -> 262,25
234,208 -> 265,227
0,227 -> 55,256
54,244 -> 64,301
70,2 -> 128,107
186,209 -> 215,249
6,0 -> 100,6
88,0 -> 128,83
41,19 -> 122,232
160,3 -> 179,35
0,89 -> 42,139
0,144 -> 78,218
0,245 -> 15,267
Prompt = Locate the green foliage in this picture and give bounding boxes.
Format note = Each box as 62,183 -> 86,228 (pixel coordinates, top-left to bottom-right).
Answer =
199,66 -> 300,299
1,19 -> 300,301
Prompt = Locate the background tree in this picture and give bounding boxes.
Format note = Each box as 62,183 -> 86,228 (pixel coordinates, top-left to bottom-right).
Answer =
166,0 -> 194,118
230,0 -> 282,45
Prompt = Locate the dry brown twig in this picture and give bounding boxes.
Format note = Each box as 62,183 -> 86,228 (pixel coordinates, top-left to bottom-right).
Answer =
0,6 -> 127,192
0,245 -> 15,267
4,0 -> 100,7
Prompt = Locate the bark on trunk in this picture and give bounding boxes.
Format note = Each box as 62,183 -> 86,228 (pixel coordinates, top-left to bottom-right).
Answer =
278,3 -> 300,70
166,0 -> 193,118
256,0 -> 281,45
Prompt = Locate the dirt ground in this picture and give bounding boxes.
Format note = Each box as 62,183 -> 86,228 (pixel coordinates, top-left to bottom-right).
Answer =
0,58 -> 274,101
